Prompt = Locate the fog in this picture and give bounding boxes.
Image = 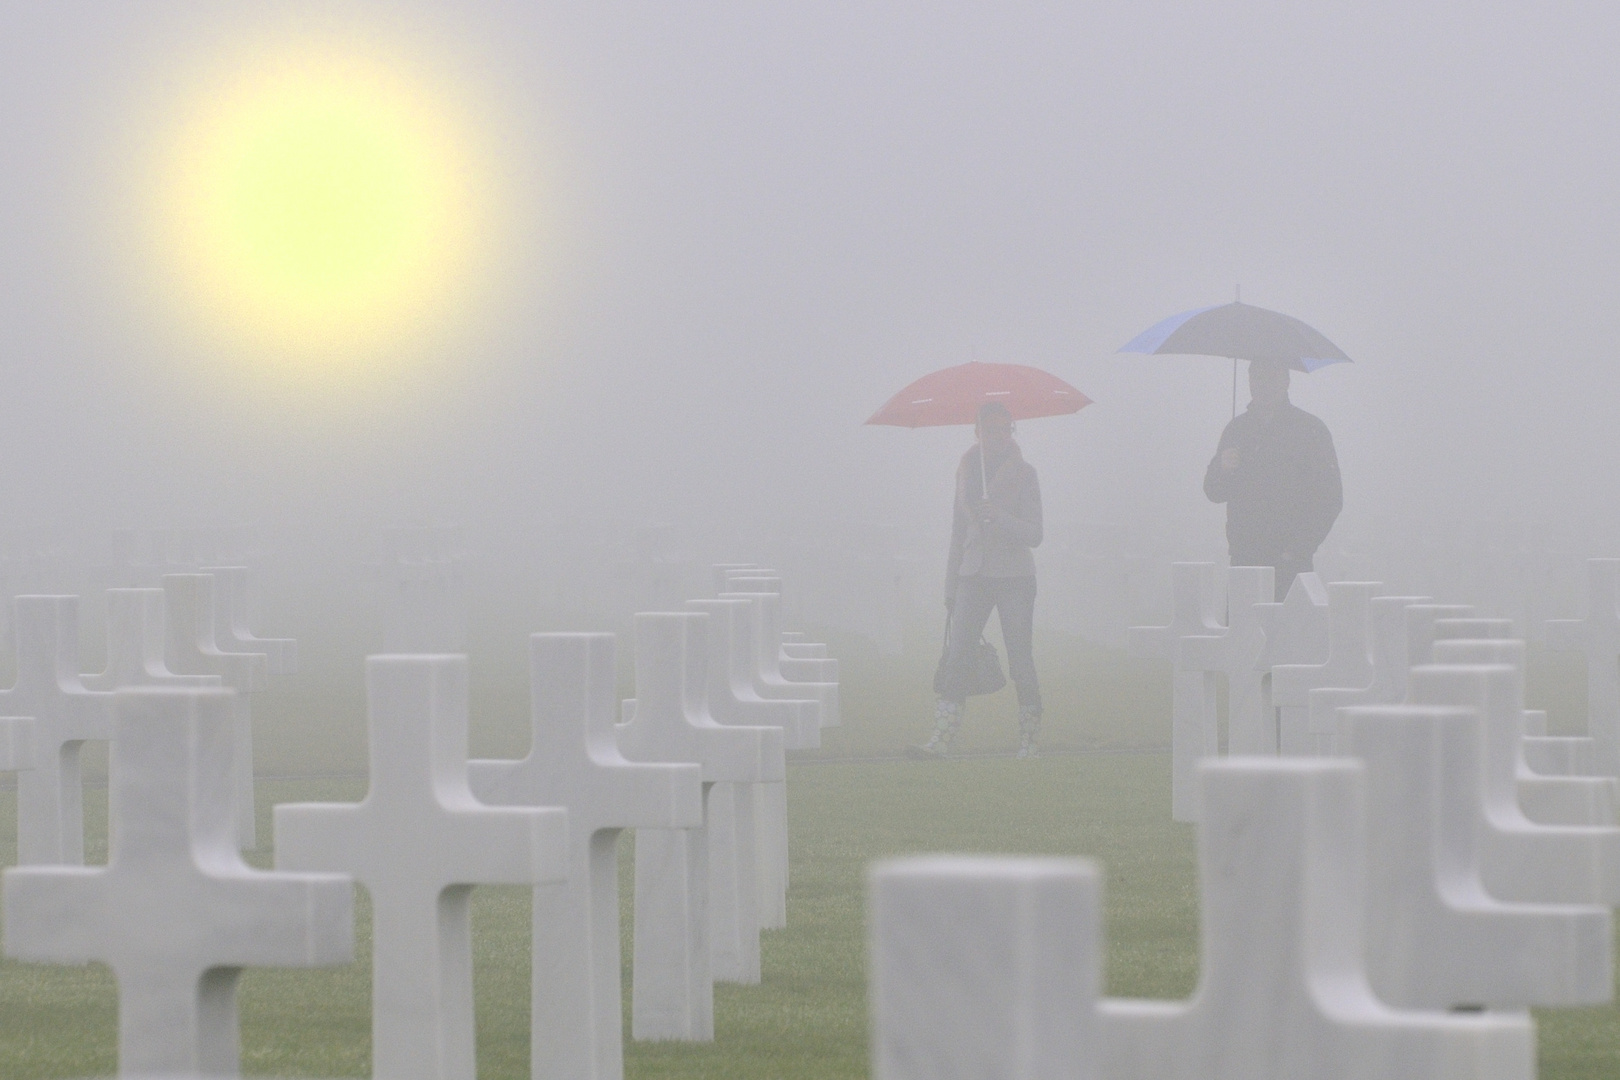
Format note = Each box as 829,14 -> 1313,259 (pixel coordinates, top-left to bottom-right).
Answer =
2,0 -> 1618,640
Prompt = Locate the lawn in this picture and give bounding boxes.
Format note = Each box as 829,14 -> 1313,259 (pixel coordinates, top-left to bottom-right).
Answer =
0,750 -> 1615,1078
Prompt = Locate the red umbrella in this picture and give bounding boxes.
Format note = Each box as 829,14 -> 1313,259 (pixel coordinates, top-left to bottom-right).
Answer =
864,361 -> 1092,428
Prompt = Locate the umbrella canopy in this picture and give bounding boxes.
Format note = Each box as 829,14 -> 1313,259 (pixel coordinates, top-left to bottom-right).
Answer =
864,361 -> 1091,428
1118,301 -> 1351,372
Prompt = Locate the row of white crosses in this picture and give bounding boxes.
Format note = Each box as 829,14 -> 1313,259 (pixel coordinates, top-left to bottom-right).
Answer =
0,562 -> 836,1080
871,605 -> 1620,1078
1128,561 -> 1620,824
0,570 -> 293,864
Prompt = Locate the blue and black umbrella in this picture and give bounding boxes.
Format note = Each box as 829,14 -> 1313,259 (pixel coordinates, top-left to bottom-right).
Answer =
1118,297 -> 1352,416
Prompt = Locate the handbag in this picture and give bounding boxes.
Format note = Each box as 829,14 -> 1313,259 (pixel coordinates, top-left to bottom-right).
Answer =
932,609 -> 1008,697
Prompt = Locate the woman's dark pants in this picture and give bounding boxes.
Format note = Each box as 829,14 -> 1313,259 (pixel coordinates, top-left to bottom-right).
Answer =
940,575 -> 1040,710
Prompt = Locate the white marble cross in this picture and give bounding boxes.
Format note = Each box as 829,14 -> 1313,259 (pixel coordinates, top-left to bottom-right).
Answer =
1127,562 -> 1224,821
1305,596 -> 1430,741
203,565 -> 298,675
1179,566 -> 1273,756
1272,582 -> 1380,756
618,611 -> 784,1041
1100,758 -> 1534,1079
468,633 -> 702,1080
1408,662 -> 1620,904
719,583 -> 841,729
163,574 -> 268,849
722,574 -> 840,683
1430,638 -> 1617,827
1252,572 -> 1330,756
0,596 -> 114,865
1404,604 -> 1477,669
83,588 -> 220,692
275,655 -> 569,1080
689,596 -> 818,934
869,855 -> 1101,1080
1544,557 -> 1620,775
1335,702 -> 1611,1009
4,686 -> 352,1078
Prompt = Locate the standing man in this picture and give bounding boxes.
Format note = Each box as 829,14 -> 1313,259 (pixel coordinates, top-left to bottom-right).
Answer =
914,401 -> 1044,760
1204,358 -> 1342,600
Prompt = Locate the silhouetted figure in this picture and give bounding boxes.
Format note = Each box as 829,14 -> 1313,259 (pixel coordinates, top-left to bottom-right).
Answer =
914,401 -> 1044,759
1204,359 -> 1342,600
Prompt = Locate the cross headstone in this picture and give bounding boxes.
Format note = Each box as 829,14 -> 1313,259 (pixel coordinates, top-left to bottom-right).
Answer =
1180,566 -> 1273,754
689,597 -> 818,934
0,596 -> 114,865
618,611 -> 784,1041
203,565 -> 297,675
83,588 -> 220,692
1407,662 -> 1620,904
1100,758 -> 1534,1079
719,583 -> 841,729
1404,604 -> 1476,670
1543,557 -> 1620,774
163,574 -> 267,850
1335,703 -> 1611,1008
869,855 -> 1101,1080
1430,638 -> 1617,827
1272,582 -> 1381,755
468,633 -> 703,1080
1252,572 -> 1330,756
1127,562 -> 1223,821
723,574 -> 840,683
275,655 -> 569,1080
1305,596 -> 1430,741
4,686 -> 352,1077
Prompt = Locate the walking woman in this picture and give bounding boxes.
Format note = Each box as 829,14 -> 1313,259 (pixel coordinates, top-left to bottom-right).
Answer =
916,400 -> 1044,758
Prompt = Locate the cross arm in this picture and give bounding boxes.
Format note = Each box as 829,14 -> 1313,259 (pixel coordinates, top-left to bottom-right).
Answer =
3,865 -> 109,962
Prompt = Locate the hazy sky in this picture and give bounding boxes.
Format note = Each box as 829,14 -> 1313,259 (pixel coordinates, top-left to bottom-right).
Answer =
2,0 -> 1618,575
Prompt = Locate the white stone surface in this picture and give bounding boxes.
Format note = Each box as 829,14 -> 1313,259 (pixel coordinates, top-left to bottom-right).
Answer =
1306,596 -> 1430,740
202,566 -> 298,676
1335,703 -> 1611,1008
704,779 -> 762,981
869,855 -> 1101,1080
1252,572 -> 1330,756
0,716 -> 32,772
163,574 -> 268,849
1100,758 -> 1534,1080
1180,566 -> 1273,753
468,633 -> 702,1080
1273,582 -> 1380,754
0,596 -> 114,865
1408,663 -> 1620,903
1432,618 -> 1515,645
5,687 -> 352,1078
1429,638 -> 1617,827
83,588 -> 220,692
1127,562 -> 1223,821
275,655 -> 568,1080
689,596 -> 818,931
618,611 -> 783,1040
1545,557 -> 1620,774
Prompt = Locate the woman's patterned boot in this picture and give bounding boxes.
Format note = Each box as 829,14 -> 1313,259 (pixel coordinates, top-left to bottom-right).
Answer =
908,698 -> 964,760
1016,704 -> 1042,759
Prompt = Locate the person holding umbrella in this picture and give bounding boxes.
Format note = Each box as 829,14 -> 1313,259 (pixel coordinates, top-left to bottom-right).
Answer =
867,361 -> 1086,759
918,400 -> 1044,758
1203,358 -> 1342,599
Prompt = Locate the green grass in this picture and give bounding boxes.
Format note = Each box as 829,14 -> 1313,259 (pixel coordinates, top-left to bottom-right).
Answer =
0,752 -> 1615,1078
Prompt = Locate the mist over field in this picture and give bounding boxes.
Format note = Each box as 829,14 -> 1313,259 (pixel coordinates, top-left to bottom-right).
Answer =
0,0 -> 1616,717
